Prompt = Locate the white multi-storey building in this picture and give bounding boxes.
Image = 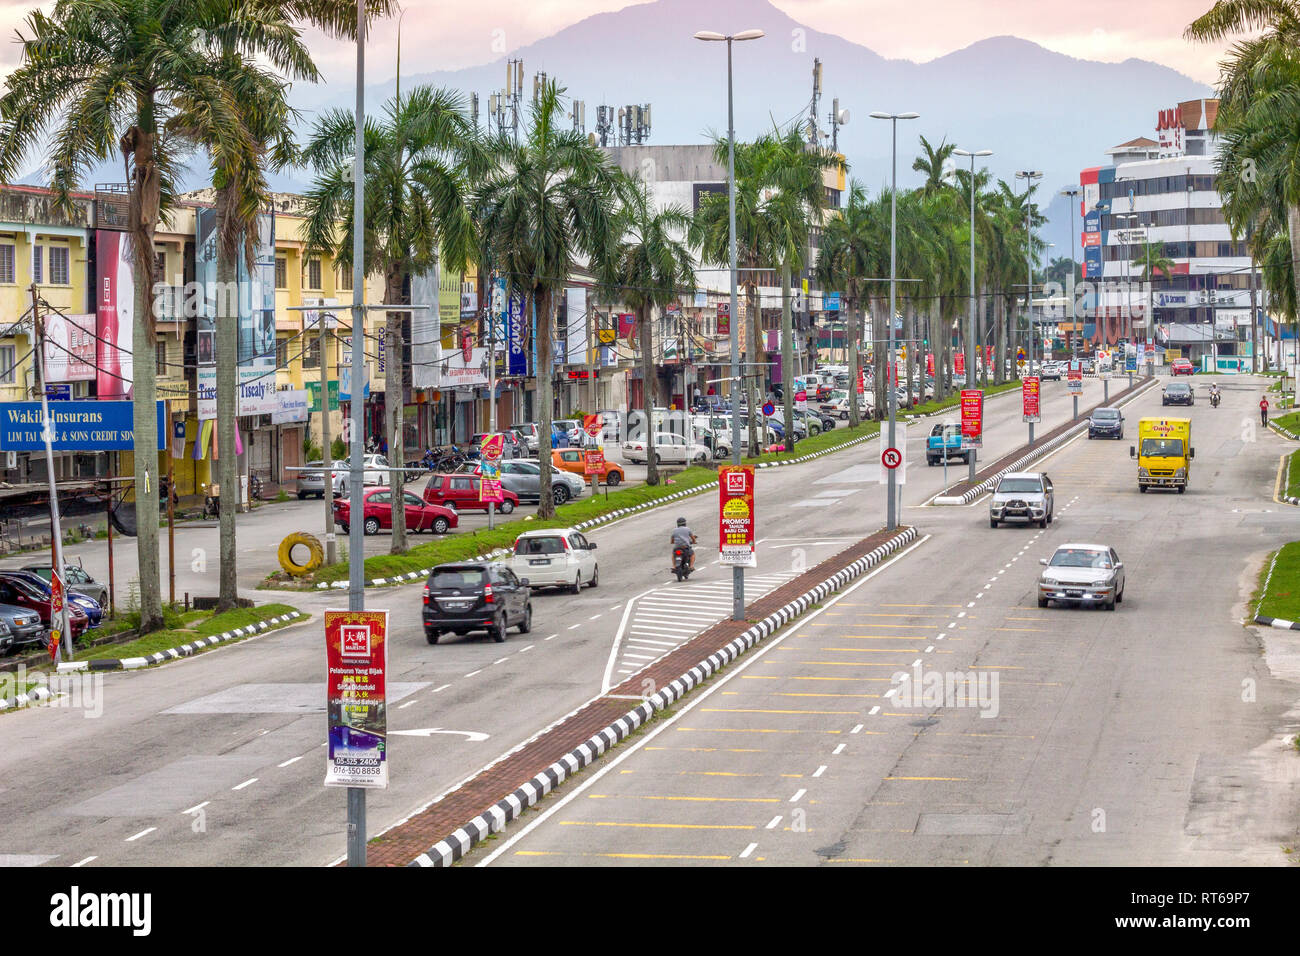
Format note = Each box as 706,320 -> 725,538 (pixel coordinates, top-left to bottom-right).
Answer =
1078,98 -> 1264,369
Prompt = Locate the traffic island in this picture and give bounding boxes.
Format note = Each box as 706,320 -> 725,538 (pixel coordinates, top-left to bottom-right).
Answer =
931,377 -> 1159,505
1252,542 -> 1300,630
353,523 -> 920,867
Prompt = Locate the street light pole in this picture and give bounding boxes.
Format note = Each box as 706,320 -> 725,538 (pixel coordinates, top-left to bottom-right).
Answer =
696,26 -> 764,622
955,147 -> 991,483
1015,169 -> 1042,443
1061,187 -> 1080,363
872,111 -> 920,530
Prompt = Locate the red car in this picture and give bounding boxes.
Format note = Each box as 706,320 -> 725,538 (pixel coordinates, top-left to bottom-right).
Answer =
0,573 -> 89,638
1171,359 -> 1194,376
423,473 -> 521,514
333,487 -> 458,536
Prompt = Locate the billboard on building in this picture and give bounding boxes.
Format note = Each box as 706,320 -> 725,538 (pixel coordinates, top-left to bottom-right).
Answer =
410,265 -> 440,390
94,230 -> 134,399
507,289 -> 527,376
565,287 -> 588,365
43,312 -> 96,382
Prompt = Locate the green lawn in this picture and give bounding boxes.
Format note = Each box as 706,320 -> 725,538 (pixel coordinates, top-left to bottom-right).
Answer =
291,420 -> 884,588
1288,451 -> 1300,499
901,379 -> 1022,418
1254,542 -> 1300,623
75,602 -> 302,661
1272,410 -> 1300,435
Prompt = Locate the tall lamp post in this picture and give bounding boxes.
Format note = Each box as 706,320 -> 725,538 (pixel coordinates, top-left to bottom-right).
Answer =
1060,187 -> 1080,362
1114,211 -> 1138,382
1015,169 -> 1042,442
954,147 -> 991,482
695,26 -> 764,622
871,110 -> 919,531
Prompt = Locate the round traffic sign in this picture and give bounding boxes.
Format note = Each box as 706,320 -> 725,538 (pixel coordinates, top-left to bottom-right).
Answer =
881,447 -> 902,470
762,401 -> 775,416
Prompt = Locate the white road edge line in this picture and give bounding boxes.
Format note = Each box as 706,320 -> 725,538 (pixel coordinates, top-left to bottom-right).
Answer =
125,827 -> 156,842
182,801 -> 210,814
72,856 -> 96,867
232,778 -> 258,791
474,532 -> 933,866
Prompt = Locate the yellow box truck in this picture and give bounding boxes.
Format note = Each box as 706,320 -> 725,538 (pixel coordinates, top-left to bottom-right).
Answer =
1130,418 -> 1193,493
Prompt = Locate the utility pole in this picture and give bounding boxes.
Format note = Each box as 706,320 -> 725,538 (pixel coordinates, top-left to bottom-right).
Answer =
31,287 -> 70,663
314,310 -> 337,565
487,279 -> 497,532
166,400 -> 175,605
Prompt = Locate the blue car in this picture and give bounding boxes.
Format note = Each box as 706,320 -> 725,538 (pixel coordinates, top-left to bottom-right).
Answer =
0,569 -> 102,627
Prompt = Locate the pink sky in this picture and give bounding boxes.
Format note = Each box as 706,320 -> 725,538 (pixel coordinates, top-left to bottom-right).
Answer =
0,0 -> 1237,89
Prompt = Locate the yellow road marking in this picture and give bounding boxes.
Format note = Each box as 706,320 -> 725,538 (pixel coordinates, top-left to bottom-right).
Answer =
819,647 -> 923,653
934,731 -> 1036,739
618,769 -> 805,778
676,727 -> 857,735
768,692 -> 882,699
589,794 -> 781,803
807,622 -> 939,629
883,776 -> 969,781
645,747 -> 765,753
701,707 -> 860,716
813,635 -> 934,640
824,857 -> 895,863
515,850 -> 733,860
559,821 -> 755,830
764,661 -> 915,667
881,604 -> 965,608
742,674 -> 896,683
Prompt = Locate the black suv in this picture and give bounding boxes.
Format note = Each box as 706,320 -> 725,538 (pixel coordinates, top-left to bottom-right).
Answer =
422,562 -> 532,645
1162,382 -> 1194,406
1087,407 -> 1124,439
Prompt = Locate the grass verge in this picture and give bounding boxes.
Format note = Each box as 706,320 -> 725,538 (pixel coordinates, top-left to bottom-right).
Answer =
1288,451 -> 1300,500
1252,542 -> 1300,622
1272,410 -> 1300,435
279,421 -> 883,589
74,602 -> 302,661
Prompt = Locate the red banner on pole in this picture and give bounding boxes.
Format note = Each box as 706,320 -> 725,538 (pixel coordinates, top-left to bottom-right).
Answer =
1022,377 -> 1041,423
584,448 -> 605,476
960,389 -> 984,447
324,609 -> 389,789
718,465 -> 756,568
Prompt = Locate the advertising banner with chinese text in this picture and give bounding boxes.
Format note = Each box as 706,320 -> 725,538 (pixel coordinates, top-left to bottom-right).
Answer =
478,458 -> 504,503
324,610 -> 389,789
1022,377 -> 1041,423
960,389 -> 984,448
718,465 -> 756,567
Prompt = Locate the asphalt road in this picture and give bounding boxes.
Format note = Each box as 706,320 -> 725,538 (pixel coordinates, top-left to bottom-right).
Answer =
0,375 -> 1160,867
470,377 -> 1300,867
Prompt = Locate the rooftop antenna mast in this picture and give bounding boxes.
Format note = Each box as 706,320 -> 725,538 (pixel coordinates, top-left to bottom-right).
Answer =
507,57 -> 523,141
809,58 -> 822,145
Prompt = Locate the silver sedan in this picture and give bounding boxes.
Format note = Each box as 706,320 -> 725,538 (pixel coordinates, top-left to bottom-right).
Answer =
1038,543 -> 1126,611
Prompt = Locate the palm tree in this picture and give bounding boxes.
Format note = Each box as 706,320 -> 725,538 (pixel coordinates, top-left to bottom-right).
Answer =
204,3 -> 318,611
597,177 -> 696,485
815,180 -> 878,427
302,86 -> 482,551
474,81 -> 619,518
0,0 -> 273,632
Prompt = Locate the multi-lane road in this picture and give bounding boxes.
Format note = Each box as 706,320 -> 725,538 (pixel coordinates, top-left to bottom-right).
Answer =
4,375 -> 1296,867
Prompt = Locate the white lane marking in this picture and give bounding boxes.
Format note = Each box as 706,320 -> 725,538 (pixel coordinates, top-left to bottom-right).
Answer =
976,592 -> 984,599
947,621 -> 956,628
937,632 -> 947,640
589,614 -> 602,621
832,744 -> 846,755
464,669 -> 482,678
912,659 -> 922,667
627,637 -> 679,647
789,789 -> 807,803
182,801 -> 209,815
493,657 -> 510,665
519,645 -> 535,653
602,584 -> 661,693
608,604 -> 622,611
476,534 -> 934,867
967,602 -> 975,607
740,842 -> 758,858
997,570 -> 1006,575
232,778 -> 258,791
766,816 -> 783,830
925,646 -> 934,653
884,688 -> 897,697
958,611 -> 966,618
277,755 -> 305,768
868,706 -> 881,715
812,765 -> 827,778
567,623 -> 582,630
622,652 -> 659,661
398,700 -> 418,709
125,828 -> 156,842
432,684 -> 451,693
851,723 -> 864,734
72,856 -> 96,868
544,634 -> 557,641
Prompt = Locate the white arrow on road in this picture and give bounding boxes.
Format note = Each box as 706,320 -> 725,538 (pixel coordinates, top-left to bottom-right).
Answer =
390,728 -> 491,742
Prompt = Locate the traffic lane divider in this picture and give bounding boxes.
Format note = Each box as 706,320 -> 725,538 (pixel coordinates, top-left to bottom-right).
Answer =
53,612 -> 305,673
931,377 -> 1159,505
381,524 -> 919,868
1253,614 -> 1300,631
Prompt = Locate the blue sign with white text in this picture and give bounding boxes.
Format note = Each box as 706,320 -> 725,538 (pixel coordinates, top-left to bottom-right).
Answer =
824,292 -> 841,312
0,401 -> 165,451
44,384 -> 70,401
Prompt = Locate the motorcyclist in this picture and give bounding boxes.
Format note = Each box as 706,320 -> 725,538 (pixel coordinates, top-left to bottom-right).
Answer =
1209,382 -> 1220,406
671,516 -> 697,571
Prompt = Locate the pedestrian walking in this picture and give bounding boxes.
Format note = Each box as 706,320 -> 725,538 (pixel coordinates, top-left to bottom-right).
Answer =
1260,395 -> 1270,427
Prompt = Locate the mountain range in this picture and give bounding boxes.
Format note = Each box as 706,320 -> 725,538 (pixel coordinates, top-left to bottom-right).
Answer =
20,0 -> 1216,259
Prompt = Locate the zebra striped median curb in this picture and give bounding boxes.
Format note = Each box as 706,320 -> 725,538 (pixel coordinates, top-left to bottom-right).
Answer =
53,611 -> 305,673
1253,614 -> 1300,631
409,524 -> 919,868
932,378 -> 1159,505
327,430 -> 882,591
0,684 -> 52,713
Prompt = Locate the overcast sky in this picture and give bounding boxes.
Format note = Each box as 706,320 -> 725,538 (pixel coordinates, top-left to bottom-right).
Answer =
0,0 -> 1237,92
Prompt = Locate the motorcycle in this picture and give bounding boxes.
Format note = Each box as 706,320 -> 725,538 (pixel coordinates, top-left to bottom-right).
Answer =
1210,390 -> 1221,408
672,546 -> 693,581
200,481 -> 220,518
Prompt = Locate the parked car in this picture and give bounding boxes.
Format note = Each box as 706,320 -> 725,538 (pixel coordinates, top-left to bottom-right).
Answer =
460,459 -> 585,504
1,569 -> 101,627
927,422 -> 971,465
988,472 -> 1055,529
623,431 -> 711,464
422,562 -> 532,644
1162,381 -> 1195,406
0,573 -> 88,638
1039,362 -> 1063,381
22,561 -> 108,608
0,602 -> 46,650
511,423 -> 541,454
554,419 -> 583,446
296,461 -> 328,500
509,527 -> 599,592
552,448 -> 625,485
819,389 -> 871,420
331,454 -> 389,496
333,487 -> 458,536
1171,358 -> 1195,376
1087,407 -> 1125,440
471,431 -> 524,459
1038,543 -> 1125,610
423,472 -> 523,513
